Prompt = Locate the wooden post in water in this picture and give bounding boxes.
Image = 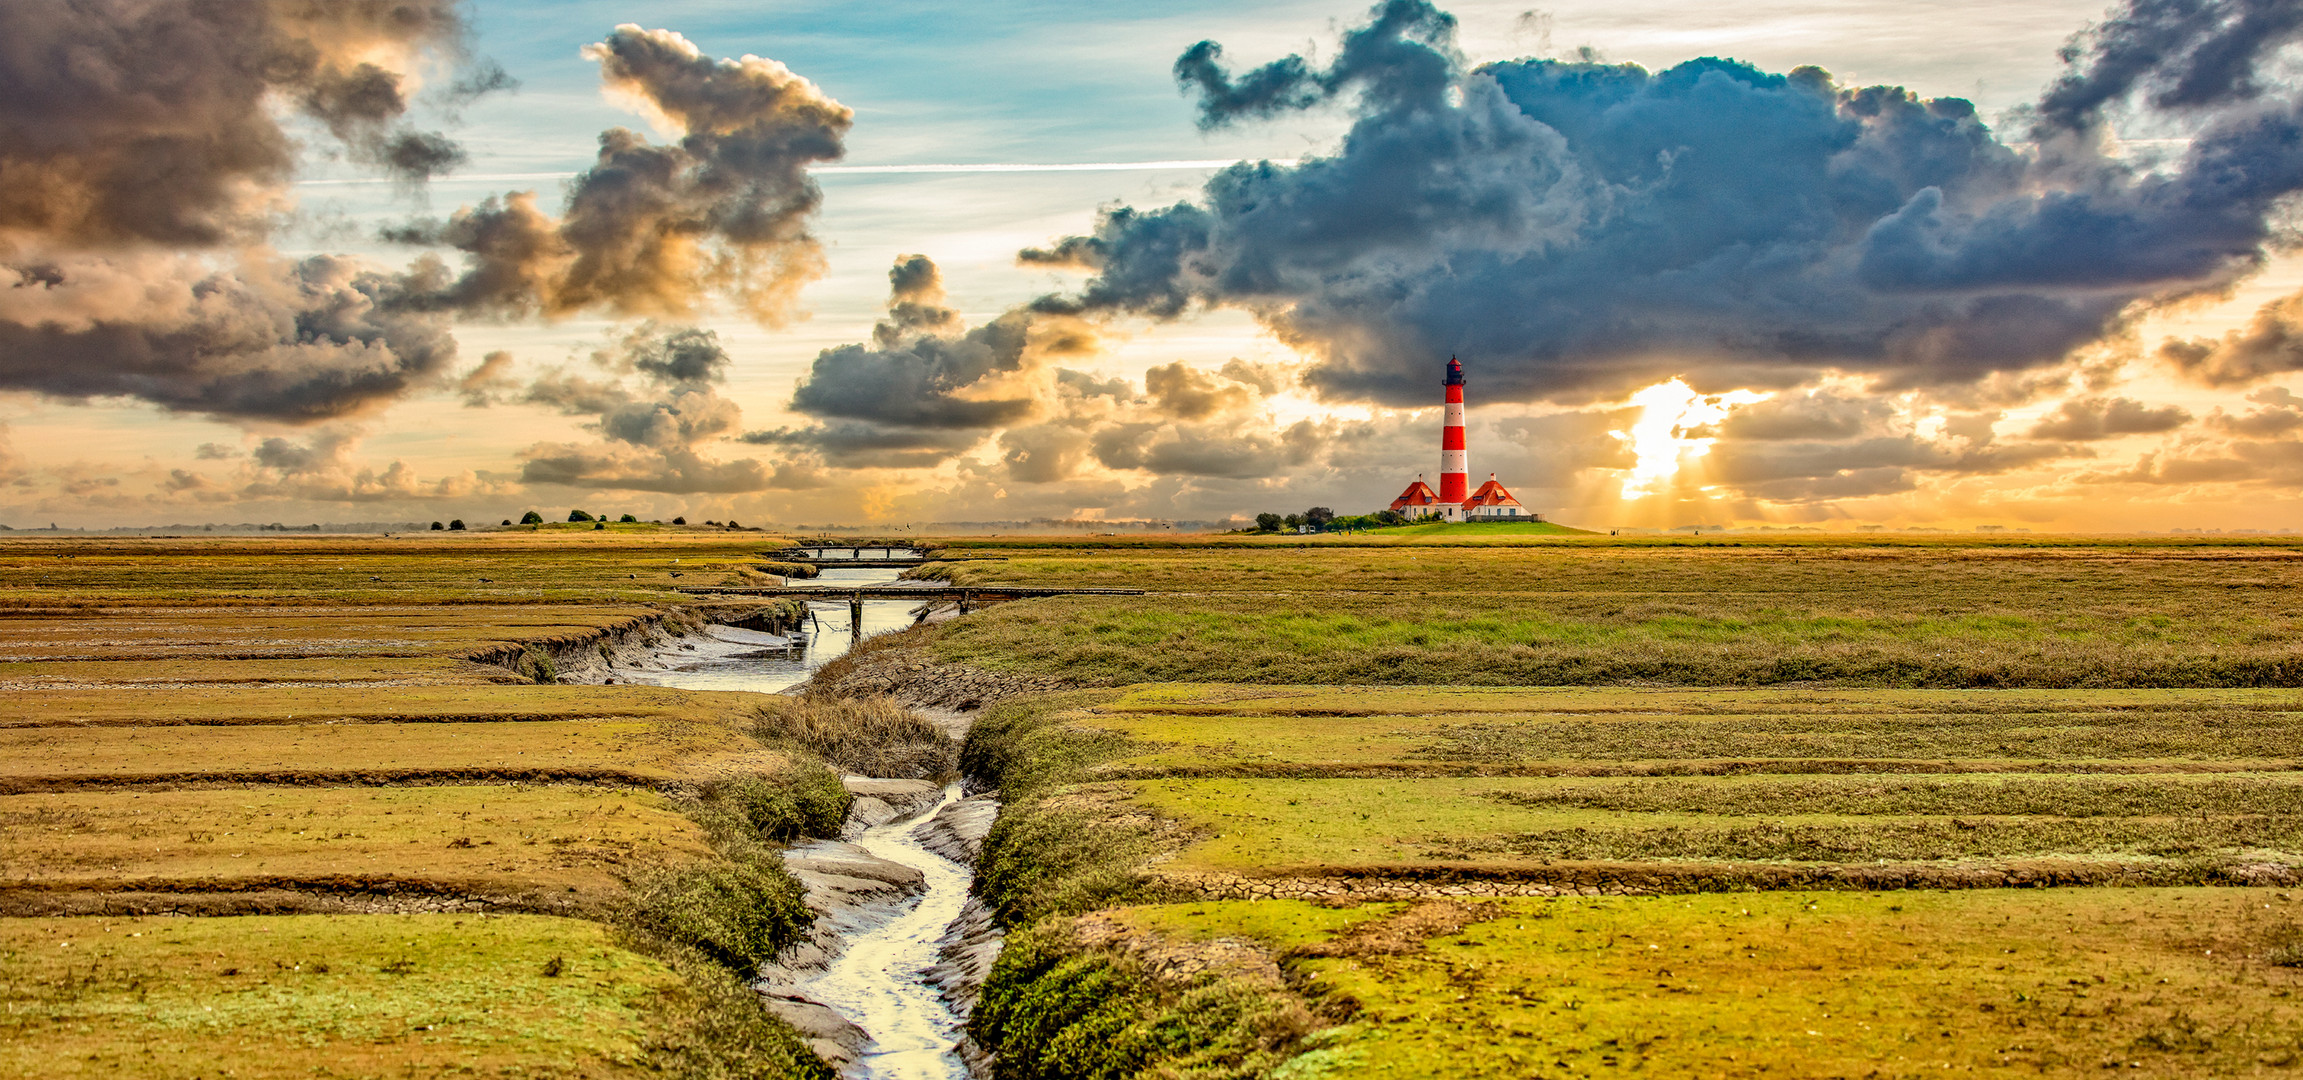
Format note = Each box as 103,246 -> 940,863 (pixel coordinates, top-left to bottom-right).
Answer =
958,589 -> 972,615
849,591 -> 864,633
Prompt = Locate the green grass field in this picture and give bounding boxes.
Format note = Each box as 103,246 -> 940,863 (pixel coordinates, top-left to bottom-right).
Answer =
918,540 -> 2303,687
0,913 -> 735,1078
0,535 -> 844,1078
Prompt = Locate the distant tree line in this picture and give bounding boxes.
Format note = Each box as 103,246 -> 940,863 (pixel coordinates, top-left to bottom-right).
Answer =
1245,506 -> 1434,533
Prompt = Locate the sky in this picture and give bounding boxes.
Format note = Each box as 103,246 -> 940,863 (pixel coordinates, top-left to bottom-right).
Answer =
6,0 -> 2303,531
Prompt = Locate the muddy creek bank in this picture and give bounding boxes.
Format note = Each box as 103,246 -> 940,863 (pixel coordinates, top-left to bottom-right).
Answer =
632,581 -> 1003,1079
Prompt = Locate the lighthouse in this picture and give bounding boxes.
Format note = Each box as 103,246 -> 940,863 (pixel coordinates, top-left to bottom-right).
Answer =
1390,356 -> 1540,523
1439,355 -> 1468,503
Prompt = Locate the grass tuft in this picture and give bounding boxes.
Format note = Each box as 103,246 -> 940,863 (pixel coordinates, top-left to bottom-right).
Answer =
756,695 -> 958,779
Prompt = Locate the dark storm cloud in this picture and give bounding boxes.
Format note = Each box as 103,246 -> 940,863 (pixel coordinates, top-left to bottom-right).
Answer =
1173,0 -> 1460,128
1025,0 -> 2303,407
2035,0 -> 2303,133
0,1 -> 508,423
398,25 -> 851,326
2159,288 -> 2303,385
0,0 -> 481,249
0,256 -> 457,422
2026,396 -> 2191,439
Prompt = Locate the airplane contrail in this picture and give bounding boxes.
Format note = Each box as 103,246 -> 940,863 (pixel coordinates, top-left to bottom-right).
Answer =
293,159 -> 1297,186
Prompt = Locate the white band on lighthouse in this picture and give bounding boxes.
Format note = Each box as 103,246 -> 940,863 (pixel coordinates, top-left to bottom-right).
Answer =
1441,450 -> 1467,472
1444,403 -> 1464,426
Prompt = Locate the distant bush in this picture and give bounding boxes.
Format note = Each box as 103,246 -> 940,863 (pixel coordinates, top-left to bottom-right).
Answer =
448,519 -> 465,531
593,520 -> 607,530
620,514 -> 638,523
568,510 -> 593,522
500,519 -> 512,526
429,521 -> 444,531
519,511 -> 544,524
1254,512 -> 1283,533
673,516 -> 688,525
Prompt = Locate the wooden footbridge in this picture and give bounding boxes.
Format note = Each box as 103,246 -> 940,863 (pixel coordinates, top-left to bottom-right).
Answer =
761,546 -> 1009,570
673,581 -> 1142,622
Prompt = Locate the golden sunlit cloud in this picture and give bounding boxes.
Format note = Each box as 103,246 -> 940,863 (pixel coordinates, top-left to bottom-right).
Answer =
1615,379 -> 1769,498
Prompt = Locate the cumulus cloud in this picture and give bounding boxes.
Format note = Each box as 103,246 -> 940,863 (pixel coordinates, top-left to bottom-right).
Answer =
193,423 -> 512,506
0,1 -> 481,250
0,254 -> 457,422
2209,386 -> 2303,436
1663,388 -> 2093,503
0,2 -> 506,424
395,25 -> 851,326
1023,0 -> 2303,407
774,255 -> 1093,467
514,325 -> 774,493
457,350 -> 519,406
2159,288 -> 2303,386
2026,396 -> 2191,439
984,356 -> 1333,485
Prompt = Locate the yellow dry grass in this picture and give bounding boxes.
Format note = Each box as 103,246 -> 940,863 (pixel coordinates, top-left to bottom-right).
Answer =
0,719 -> 779,791
0,786 -> 713,911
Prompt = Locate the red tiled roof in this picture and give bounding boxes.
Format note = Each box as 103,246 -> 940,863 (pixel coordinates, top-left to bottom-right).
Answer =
1462,475 -> 1522,508
1389,479 -> 1441,510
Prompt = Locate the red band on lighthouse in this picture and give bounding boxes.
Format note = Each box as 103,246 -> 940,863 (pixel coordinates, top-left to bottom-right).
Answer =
1439,356 -> 1468,503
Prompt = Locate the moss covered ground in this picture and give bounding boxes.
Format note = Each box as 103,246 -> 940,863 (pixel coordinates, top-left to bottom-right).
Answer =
1128,889 -> 2303,1077
0,912 -> 813,1079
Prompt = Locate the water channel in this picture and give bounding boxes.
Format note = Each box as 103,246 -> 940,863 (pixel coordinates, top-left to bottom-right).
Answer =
638,566 -> 912,693
635,564 -> 978,1080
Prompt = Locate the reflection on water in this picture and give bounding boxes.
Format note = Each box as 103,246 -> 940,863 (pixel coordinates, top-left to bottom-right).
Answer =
796,786 -> 973,1080
627,564 -> 978,1080
636,567 -> 910,694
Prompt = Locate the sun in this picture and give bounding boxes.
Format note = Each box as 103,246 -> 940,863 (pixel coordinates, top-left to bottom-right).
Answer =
1615,379 -> 1769,498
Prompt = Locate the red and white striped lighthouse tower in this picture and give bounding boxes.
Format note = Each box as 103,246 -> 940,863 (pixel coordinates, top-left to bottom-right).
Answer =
1439,356 -> 1469,503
